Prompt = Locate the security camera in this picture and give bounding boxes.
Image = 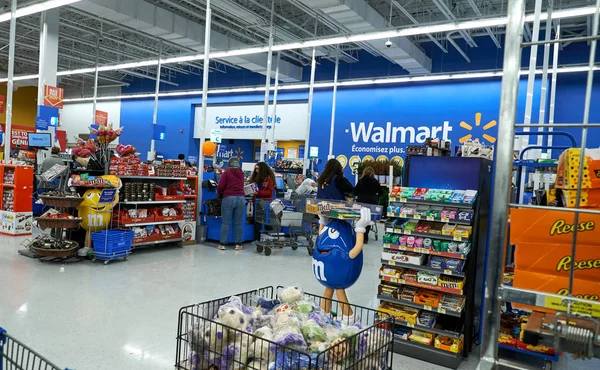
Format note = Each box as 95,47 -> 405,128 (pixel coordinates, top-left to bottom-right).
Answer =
385,39 -> 392,48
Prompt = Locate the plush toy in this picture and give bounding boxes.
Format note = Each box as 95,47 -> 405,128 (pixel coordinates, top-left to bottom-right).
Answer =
293,301 -> 314,315
279,286 -> 304,304
313,208 -> 371,319
218,296 -> 254,333
328,337 -> 350,362
272,313 -> 306,350
186,320 -> 229,370
301,319 -> 327,343
220,331 -> 253,370
257,297 -> 280,312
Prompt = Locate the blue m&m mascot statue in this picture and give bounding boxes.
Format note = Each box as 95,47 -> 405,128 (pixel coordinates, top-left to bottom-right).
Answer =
312,207 -> 371,320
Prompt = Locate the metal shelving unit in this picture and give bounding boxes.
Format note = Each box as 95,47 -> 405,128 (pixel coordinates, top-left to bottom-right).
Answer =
381,156 -> 492,370
479,0 -> 600,368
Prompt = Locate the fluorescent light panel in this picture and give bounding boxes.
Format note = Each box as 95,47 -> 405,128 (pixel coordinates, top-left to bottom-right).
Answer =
3,4 -> 595,81
61,65 -> 600,103
0,0 -> 83,23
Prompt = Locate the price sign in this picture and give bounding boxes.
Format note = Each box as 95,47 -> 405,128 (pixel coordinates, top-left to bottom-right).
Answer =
404,230 -> 411,235
414,215 -> 421,220
438,308 -> 446,314
426,216 -> 435,221
400,213 -> 407,218
400,198 -> 407,203
453,236 -> 462,242
98,188 -> 118,205
444,269 -> 453,275
441,217 -> 450,222
423,305 -> 432,311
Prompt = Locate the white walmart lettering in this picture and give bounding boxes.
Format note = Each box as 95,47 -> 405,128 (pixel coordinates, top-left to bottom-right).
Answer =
350,121 -> 453,144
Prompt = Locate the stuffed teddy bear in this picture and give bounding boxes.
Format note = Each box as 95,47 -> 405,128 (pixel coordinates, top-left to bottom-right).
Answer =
220,331 -> 253,370
246,326 -> 273,370
279,286 -> 304,304
186,320 -> 229,370
272,312 -> 306,350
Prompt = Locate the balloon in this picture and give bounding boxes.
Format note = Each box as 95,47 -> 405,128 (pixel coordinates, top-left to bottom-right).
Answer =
312,220 -> 363,290
202,141 -> 217,156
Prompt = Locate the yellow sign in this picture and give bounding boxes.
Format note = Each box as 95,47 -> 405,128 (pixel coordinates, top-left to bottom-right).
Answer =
544,296 -> 600,318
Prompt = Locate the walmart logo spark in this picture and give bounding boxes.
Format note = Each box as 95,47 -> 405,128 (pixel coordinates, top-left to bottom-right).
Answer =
459,113 -> 497,144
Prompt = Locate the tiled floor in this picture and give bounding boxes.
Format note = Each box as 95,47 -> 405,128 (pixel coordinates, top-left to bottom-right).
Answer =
0,232 -> 597,369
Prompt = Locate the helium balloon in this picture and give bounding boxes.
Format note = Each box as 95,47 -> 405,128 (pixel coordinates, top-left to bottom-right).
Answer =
202,141 -> 217,156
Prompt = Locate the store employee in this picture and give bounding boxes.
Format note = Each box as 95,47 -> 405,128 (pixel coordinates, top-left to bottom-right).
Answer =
41,147 -> 65,173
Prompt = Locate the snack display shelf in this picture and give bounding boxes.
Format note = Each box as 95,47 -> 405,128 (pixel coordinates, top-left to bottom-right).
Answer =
388,213 -> 472,226
381,258 -> 466,278
380,275 -> 464,295
385,228 -> 470,243
132,237 -> 185,247
120,200 -> 185,205
393,339 -> 462,369
119,175 -> 188,180
378,295 -> 463,317
119,220 -> 184,227
388,198 -> 475,209
390,319 -> 462,339
383,243 -> 470,260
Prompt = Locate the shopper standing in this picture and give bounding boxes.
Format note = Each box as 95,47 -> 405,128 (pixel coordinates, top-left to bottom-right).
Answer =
249,162 -> 276,241
353,166 -> 382,243
317,158 -> 354,201
216,157 -> 245,250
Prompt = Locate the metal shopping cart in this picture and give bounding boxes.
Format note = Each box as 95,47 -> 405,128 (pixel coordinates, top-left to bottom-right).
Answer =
254,199 -> 301,256
0,327 -> 68,370
288,193 -> 318,255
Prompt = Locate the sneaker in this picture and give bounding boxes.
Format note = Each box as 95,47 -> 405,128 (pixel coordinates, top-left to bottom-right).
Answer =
235,245 -> 244,250
217,245 -> 226,250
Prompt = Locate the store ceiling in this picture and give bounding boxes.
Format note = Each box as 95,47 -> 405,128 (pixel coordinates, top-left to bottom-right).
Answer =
0,0 -> 596,91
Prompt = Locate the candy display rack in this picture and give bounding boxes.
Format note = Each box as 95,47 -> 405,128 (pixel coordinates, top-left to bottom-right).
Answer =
22,166 -> 83,261
182,176 -> 198,245
114,175 -> 187,249
379,156 -> 492,369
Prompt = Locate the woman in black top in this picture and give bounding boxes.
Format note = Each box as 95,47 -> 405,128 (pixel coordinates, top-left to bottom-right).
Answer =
316,158 -> 354,200
354,166 -> 382,243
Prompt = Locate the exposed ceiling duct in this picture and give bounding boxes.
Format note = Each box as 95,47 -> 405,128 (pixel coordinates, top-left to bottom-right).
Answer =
295,0 -> 432,74
70,0 -> 303,82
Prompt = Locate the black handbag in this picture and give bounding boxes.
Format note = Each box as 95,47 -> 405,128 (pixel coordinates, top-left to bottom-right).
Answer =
205,198 -> 222,217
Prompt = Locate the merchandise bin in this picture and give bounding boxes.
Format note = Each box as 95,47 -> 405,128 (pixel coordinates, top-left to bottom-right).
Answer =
0,326 -> 69,369
175,286 -> 394,370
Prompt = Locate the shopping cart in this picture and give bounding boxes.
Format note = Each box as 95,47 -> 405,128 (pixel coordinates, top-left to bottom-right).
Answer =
254,199 -> 302,256
287,194 -> 318,255
0,327 -> 68,370
175,286 -> 394,370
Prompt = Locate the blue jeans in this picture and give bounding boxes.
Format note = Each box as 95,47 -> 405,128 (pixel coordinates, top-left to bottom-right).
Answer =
221,196 -> 245,244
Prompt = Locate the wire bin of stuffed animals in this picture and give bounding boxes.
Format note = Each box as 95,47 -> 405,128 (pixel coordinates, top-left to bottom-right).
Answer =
175,286 -> 394,370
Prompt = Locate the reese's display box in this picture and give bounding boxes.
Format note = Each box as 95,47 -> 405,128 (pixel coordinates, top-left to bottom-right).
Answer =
556,148 -> 600,192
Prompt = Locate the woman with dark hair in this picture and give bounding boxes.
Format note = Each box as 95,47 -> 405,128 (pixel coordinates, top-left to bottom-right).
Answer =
317,158 -> 354,201
353,166 -> 382,243
250,162 -> 276,240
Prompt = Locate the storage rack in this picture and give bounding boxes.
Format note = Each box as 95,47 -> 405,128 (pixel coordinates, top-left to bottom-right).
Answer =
114,176 -> 188,248
182,176 -> 198,245
380,191 -> 476,369
0,164 -> 34,236
377,155 -> 493,370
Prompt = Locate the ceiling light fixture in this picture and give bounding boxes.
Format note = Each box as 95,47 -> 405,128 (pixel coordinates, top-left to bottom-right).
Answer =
0,0 -> 83,23
62,65 -> 599,103
6,5 -> 597,81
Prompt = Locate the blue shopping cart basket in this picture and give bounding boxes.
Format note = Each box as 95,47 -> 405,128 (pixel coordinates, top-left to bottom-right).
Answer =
0,327 -> 70,370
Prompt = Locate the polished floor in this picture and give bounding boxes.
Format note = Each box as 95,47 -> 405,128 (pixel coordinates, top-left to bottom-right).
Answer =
0,233 -> 597,370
